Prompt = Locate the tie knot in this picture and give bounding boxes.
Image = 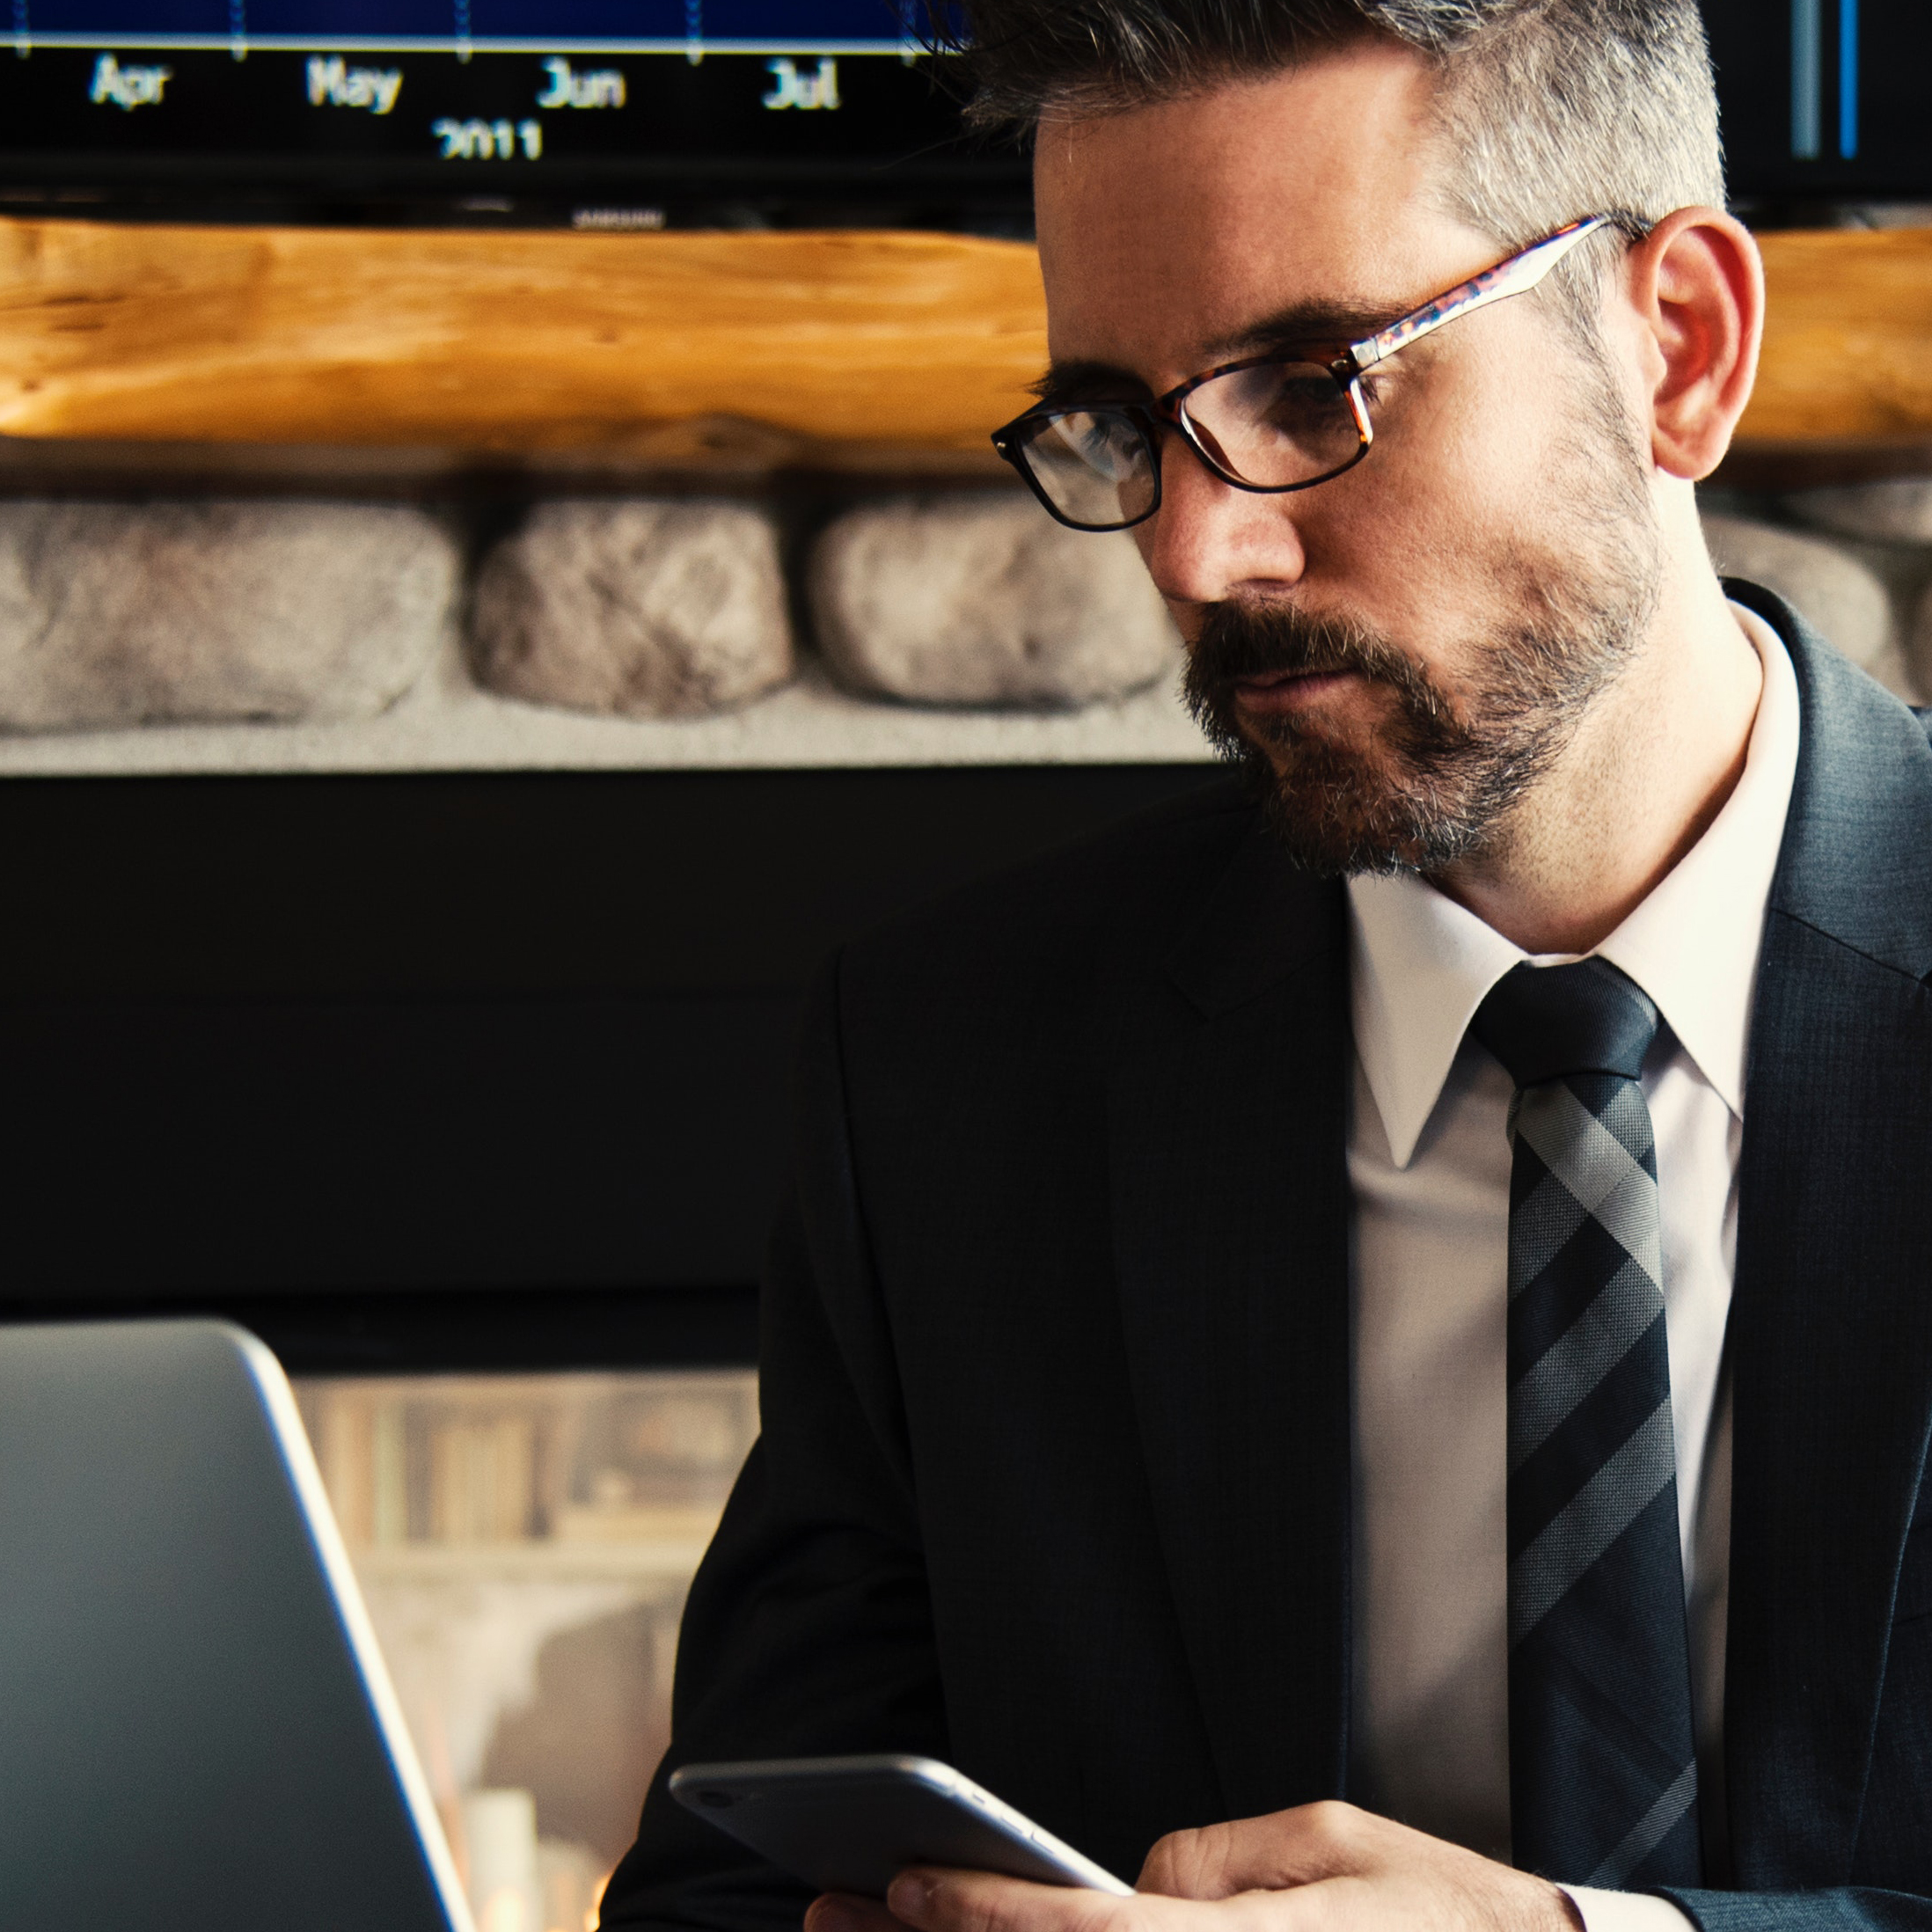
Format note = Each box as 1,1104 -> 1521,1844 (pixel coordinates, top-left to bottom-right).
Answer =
1471,957 -> 1661,1089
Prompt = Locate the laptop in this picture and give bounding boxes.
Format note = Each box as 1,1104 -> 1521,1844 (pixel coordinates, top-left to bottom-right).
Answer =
0,1317 -> 473,1931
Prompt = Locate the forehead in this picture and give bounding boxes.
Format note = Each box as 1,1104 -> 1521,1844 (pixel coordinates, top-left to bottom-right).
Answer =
1032,44 -> 1495,387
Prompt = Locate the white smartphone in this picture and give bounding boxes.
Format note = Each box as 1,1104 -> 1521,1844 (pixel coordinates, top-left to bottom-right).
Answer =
670,1753 -> 1136,1901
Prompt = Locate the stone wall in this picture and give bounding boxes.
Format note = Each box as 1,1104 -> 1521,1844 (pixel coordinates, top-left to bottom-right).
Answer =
1700,484 -> 1932,702
0,480 -> 1919,771
0,489 -> 1181,743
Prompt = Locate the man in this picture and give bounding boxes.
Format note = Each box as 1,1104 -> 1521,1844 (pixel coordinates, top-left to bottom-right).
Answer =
602,5 -> 1932,1932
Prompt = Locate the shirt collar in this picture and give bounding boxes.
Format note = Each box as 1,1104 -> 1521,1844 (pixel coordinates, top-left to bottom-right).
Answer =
1348,603 -> 1800,1168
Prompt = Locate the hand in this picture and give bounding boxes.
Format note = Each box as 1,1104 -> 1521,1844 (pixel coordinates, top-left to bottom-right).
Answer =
803,1802 -> 1582,1932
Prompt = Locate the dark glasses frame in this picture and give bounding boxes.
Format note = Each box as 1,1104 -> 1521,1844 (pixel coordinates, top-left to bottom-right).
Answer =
992,214 -> 1619,532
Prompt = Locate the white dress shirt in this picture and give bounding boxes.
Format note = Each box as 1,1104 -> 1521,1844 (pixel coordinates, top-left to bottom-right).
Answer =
1343,606 -> 1800,1932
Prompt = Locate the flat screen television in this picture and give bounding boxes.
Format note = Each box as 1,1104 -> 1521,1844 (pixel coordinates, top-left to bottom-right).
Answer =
0,4 -> 1025,225
0,2 -> 1917,227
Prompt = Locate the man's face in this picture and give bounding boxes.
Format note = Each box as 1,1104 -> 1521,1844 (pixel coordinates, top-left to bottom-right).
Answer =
1031,45 -> 1660,875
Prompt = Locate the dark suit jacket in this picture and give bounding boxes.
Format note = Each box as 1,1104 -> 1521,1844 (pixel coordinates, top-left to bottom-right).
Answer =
602,585 -> 1932,1932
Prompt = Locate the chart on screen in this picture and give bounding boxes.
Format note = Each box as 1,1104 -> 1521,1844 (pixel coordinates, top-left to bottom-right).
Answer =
0,3 -> 1927,216
0,3 -> 1010,220
7,4 -> 917,47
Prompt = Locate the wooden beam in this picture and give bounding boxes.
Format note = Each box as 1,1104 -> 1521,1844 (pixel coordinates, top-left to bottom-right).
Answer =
1743,228 -> 1932,447
0,218 -> 1049,464
0,217 -> 1925,475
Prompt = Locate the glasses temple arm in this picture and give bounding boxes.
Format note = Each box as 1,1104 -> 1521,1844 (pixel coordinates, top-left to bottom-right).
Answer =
1344,215 -> 1614,373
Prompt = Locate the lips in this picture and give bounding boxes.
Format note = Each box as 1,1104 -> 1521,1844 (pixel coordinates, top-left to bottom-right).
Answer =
1233,666 -> 1359,706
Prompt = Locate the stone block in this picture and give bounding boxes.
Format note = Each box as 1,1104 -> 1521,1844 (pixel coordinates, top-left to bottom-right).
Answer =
1701,510 -> 1914,696
470,500 -> 794,719
808,493 -> 1180,707
0,500 -> 457,733
1783,478 -> 1932,545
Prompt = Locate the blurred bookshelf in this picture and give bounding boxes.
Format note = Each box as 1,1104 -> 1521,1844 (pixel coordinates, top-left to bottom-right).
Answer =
296,1365 -> 759,1932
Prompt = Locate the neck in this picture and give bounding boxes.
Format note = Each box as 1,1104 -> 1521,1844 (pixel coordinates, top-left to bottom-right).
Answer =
1427,501 -> 1764,957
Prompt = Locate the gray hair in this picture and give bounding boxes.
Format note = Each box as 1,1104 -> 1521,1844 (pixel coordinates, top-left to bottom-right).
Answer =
933,2 -> 1725,315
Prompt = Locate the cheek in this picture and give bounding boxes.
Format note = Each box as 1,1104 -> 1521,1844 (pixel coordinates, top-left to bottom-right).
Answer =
1397,355 -> 1561,516
1315,353 -> 1577,605
1126,524 -> 1194,634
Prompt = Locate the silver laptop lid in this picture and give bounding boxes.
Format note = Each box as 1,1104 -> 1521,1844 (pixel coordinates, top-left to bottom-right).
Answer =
0,1317 -> 472,1931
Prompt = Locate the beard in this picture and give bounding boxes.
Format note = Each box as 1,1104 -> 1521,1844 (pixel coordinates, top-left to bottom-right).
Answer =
1182,380 -> 1662,878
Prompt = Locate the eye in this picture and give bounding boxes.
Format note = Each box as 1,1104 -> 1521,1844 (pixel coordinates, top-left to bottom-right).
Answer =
1263,369 -> 1345,425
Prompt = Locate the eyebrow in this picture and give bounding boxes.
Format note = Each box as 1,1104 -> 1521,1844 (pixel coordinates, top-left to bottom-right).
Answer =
1029,359 -> 1145,403
1034,295 -> 1419,406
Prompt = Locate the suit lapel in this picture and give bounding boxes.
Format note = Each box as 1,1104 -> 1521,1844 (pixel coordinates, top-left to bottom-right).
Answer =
1108,825 -> 1354,1826
1723,582 -> 1932,1886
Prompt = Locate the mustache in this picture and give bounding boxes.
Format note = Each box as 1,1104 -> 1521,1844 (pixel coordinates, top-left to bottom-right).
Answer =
1185,599 -> 1455,732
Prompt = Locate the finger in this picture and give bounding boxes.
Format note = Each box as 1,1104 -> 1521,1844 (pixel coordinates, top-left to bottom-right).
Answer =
1138,1805 -> 1389,1899
808,1893 -> 908,1932
887,1867 -> 1151,1932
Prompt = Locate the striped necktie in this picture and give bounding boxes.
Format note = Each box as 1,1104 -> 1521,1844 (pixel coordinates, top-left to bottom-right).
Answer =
1472,958 -> 1702,1888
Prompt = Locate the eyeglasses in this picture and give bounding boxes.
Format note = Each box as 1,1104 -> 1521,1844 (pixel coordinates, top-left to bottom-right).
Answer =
991,215 -> 1616,533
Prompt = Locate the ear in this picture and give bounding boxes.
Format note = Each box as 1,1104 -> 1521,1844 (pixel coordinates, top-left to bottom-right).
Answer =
1622,207 -> 1765,482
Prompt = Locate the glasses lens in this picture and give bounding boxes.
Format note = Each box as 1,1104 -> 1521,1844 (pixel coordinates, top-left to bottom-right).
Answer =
1013,409 -> 1159,531
1182,362 -> 1365,488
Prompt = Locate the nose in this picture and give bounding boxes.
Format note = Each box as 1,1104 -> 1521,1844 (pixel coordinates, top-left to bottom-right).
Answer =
1134,428 -> 1310,618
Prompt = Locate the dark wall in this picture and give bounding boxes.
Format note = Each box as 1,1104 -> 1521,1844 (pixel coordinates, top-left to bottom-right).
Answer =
0,764 -> 1216,1369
